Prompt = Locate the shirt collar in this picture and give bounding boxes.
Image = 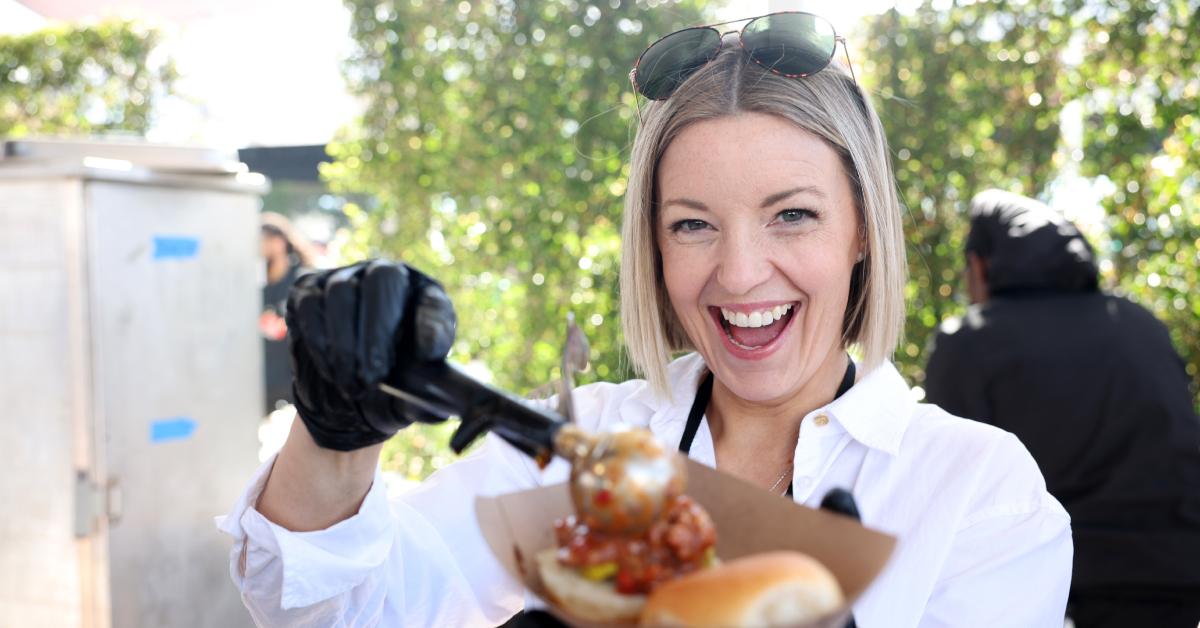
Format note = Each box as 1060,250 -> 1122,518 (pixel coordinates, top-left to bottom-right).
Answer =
824,360 -> 915,455
642,353 -> 709,450
647,353 -> 914,456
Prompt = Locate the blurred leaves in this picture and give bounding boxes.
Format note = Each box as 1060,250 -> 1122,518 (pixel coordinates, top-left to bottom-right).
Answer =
860,0 -> 1200,395
1066,0 -> 1200,390
325,0 -> 709,476
380,420 -> 461,480
0,20 -> 176,136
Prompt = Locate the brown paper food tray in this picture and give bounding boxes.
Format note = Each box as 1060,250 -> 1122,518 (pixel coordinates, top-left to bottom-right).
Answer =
476,456 -> 896,627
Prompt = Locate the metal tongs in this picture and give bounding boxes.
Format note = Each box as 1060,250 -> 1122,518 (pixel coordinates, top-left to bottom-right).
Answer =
556,312 -> 590,424
378,314 -> 684,535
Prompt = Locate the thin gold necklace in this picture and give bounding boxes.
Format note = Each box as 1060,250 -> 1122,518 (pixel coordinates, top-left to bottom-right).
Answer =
767,462 -> 794,495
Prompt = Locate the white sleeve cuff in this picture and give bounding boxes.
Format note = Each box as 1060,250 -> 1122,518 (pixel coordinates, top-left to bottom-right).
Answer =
215,454 -> 397,610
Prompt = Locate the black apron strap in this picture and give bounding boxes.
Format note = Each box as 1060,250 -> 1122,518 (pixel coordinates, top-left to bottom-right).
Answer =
678,371 -> 713,454
836,358 -> 857,400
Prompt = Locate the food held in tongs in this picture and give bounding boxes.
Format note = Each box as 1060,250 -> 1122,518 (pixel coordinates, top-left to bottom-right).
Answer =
377,314 -> 687,537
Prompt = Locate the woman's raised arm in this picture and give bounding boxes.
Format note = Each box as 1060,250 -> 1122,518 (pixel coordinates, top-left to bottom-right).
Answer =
254,259 -> 454,529
256,421 -> 383,531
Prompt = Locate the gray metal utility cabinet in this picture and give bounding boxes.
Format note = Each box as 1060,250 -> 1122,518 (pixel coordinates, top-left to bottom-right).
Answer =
0,139 -> 265,628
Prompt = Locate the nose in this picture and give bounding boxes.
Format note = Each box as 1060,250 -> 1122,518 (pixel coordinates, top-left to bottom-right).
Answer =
715,230 -> 772,296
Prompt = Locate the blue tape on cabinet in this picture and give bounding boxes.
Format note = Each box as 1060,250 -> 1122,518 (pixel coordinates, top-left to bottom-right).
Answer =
150,417 -> 197,443
152,236 -> 200,260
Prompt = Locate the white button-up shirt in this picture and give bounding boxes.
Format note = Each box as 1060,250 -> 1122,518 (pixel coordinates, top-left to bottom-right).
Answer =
217,354 -> 1072,627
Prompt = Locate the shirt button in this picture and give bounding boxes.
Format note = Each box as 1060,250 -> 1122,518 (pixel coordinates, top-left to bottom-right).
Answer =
812,414 -> 829,427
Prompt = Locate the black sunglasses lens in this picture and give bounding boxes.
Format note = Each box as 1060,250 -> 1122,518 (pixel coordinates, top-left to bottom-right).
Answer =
634,27 -> 722,100
743,13 -> 837,77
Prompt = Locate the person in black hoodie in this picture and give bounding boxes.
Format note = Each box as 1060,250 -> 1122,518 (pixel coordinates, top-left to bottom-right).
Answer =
925,189 -> 1200,628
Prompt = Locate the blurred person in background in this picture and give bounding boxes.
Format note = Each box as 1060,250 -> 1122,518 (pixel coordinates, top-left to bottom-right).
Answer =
925,189 -> 1200,628
260,212 -> 317,415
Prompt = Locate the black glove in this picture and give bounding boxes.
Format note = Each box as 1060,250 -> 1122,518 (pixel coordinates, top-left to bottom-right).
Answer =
285,260 -> 456,451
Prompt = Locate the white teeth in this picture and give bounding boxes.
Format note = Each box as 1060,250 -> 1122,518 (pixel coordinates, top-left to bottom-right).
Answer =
720,304 -> 793,328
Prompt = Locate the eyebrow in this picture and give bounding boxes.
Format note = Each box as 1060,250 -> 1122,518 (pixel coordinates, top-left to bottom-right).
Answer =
661,186 -> 826,212
758,186 -> 826,208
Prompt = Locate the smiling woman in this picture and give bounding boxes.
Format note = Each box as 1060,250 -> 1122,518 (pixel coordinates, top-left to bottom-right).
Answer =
657,117 -> 864,397
620,40 -> 905,403
220,11 -> 1073,628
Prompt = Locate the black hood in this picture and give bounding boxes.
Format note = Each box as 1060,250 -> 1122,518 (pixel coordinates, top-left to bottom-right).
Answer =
965,189 -> 1099,295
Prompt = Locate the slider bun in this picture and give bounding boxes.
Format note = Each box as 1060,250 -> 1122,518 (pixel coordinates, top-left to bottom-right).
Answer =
536,549 -> 646,623
639,551 -> 843,627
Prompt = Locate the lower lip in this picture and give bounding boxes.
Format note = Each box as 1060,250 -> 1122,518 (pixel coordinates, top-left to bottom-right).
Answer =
708,304 -> 798,362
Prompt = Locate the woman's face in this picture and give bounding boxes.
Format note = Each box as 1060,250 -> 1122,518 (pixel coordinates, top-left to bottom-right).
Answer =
656,113 -> 862,404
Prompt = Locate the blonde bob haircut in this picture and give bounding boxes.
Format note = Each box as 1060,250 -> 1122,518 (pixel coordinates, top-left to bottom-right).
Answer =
620,45 -> 907,397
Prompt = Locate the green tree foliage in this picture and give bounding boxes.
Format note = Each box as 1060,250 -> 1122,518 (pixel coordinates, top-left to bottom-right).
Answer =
860,0 -> 1200,393
327,0 -> 708,477
1,20 -> 176,136
1066,1 -> 1200,388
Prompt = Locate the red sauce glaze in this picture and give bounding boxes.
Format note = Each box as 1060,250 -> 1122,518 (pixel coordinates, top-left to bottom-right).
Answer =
552,495 -> 716,594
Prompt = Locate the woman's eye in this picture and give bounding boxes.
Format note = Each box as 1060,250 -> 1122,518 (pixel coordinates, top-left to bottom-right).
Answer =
776,208 -> 816,224
670,219 -> 711,233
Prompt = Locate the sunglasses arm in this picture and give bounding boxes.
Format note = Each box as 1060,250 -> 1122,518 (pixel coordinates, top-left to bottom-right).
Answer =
837,36 -> 858,87
628,69 -> 645,124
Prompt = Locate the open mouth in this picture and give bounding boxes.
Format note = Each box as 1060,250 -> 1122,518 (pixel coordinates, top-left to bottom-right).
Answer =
708,302 -> 799,351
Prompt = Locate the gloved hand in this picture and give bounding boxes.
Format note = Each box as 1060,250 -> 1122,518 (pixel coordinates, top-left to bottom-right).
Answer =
285,260 -> 456,451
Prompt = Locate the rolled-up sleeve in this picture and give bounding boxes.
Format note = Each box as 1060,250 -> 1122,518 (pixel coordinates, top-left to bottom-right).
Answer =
215,456 -> 398,626
216,434 -> 539,627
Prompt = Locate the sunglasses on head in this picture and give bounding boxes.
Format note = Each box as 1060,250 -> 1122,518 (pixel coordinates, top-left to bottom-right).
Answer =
629,11 -> 855,102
